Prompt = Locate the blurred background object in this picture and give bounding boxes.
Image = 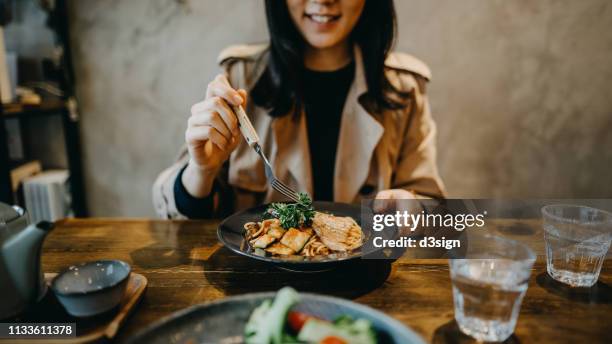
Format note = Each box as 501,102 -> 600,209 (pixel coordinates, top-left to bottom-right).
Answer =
0,27 -> 12,103
0,0 -> 85,220
4,0 -> 612,217
23,169 -> 71,223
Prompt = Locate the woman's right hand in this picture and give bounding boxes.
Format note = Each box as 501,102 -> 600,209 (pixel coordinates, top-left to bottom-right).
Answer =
182,74 -> 247,198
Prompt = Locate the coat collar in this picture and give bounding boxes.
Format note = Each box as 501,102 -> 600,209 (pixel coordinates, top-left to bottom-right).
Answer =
272,46 -> 384,202
271,112 -> 313,196
333,46 -> 384,202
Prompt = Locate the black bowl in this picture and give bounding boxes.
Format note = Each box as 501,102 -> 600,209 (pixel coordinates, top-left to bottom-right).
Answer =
217,201 -> 389,271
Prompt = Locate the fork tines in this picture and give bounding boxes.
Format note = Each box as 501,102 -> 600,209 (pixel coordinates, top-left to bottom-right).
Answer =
271,179 -> 300,202
253,143 -> 301,202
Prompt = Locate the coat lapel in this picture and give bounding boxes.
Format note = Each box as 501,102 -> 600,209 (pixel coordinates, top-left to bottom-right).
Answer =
271,112 -> 313,197
334,47 -> 384,202
270,46 -> 383,203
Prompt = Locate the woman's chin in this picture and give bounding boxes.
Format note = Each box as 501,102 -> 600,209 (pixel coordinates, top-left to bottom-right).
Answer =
304,35 -> 345,51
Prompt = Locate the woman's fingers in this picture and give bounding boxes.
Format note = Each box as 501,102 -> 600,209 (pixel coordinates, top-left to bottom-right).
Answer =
208,97 -> 239,135
206,74 -> 243,106
185,125 -> 228,151
375,189 -> 416,200
374,189 -> 401,213
375,189 -> 395,200
237,88 -> 248,108
188,112 -> 231,140
184,74 -> 246,171
191,98 -> 239,138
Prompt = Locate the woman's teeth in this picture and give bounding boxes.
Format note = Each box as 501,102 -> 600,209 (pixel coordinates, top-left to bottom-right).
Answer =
308,14 -> 338,23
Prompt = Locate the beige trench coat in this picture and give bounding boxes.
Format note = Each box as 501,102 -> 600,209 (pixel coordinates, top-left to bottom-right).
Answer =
153,44 -> 446,219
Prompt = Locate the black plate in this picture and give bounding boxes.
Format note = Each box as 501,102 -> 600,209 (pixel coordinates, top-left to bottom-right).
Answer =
126,292 -> 425,344
218,201 -> 386,271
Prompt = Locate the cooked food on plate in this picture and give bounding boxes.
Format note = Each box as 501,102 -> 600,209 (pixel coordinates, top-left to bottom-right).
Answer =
243,194 -> 364,257
245,287 -> 377,344
312,212 -> 363,252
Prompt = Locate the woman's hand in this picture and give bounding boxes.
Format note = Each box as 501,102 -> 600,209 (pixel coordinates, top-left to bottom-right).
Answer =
182,74 -> 246,198
374,189 -> 417,209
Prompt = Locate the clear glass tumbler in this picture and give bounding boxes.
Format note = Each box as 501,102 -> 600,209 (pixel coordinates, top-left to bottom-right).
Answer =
449,235 -> 535,342
541,205 -> 612,287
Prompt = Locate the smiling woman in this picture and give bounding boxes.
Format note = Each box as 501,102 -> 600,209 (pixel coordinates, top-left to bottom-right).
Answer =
252,0 -> 410,117
287,0 -> 365,67
153,0 -> 446,219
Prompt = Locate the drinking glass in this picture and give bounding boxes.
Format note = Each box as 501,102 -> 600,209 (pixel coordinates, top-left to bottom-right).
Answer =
541,205 -> 612,287
449,235 -> 535,342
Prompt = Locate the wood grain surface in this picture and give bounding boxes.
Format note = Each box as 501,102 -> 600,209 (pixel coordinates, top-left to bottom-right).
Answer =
1,273 -> 146,344
38,218 -> 611,343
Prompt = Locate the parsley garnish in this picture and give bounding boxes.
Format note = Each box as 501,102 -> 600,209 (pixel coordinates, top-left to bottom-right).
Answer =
264,193 -> 315,229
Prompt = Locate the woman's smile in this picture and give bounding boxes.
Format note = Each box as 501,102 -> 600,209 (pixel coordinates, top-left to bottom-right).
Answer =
288,0 -> 365,50
304,6 -> 342,28
303,15 -> 342,36
305,14 -> 340,24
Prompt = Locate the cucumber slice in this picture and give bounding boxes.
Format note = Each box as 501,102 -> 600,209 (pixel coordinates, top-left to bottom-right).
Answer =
244,287 -> 300,344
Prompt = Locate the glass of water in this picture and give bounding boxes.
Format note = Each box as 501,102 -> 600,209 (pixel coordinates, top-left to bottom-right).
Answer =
541,205 -> 612,287
449,235 -> 535,342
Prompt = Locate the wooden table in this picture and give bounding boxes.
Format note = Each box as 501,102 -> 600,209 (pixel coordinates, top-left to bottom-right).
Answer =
41,218 -> 612,343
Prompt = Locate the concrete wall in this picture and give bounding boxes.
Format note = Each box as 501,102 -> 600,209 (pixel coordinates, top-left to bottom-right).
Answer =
68,0 -> 612,216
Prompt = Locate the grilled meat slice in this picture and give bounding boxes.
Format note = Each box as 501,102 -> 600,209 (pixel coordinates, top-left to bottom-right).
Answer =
252,234 -> 276,248
312,212 -> 363,251
267,226 -> 286,239
265,243 -> 295,255
280,228 -> 313,253
261,219 -> 281,232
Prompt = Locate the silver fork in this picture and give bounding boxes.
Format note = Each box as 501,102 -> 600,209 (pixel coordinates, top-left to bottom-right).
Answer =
232,105 -> 301,203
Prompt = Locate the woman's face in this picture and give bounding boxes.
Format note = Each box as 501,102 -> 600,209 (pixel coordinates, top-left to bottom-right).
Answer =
287,0 -> 366,50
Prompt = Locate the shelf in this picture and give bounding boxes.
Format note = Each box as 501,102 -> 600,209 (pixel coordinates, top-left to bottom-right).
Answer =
1,99 -> 68,119
1,97 -> 86,216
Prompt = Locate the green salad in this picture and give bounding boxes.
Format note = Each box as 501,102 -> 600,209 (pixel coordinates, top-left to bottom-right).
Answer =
244,287 -> 377,344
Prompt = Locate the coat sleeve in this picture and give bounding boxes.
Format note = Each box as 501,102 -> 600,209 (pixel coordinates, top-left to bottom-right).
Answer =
152,145 -> 191,219
392,76 -> 447,199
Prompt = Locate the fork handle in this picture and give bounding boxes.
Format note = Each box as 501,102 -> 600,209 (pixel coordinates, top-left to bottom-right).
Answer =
233,105 -> 260,146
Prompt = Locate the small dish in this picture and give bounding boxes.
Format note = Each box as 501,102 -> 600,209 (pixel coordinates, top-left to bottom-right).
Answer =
51,260 -> 131,317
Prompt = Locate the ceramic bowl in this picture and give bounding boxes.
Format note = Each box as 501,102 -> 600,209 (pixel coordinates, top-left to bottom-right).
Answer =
127,291 -> 425,344
51,260 -> 131,317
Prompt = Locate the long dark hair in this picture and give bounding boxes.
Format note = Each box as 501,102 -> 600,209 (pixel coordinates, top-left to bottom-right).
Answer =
251,0 -> 409,117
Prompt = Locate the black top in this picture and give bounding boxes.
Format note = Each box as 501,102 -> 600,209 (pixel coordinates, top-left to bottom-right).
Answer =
175,61 -> 355,218
303,61 -> 355,201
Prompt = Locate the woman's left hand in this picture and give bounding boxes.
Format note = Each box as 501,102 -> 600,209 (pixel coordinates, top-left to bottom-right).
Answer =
374,189 -> 417,212
375,189 -> 416,201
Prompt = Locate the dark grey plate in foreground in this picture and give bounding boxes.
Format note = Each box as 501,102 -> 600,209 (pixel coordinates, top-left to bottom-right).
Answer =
217,201 -> 392,271
126,292 -> 425,344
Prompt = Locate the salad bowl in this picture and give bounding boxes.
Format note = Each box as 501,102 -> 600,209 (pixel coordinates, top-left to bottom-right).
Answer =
127,289 -> 425,344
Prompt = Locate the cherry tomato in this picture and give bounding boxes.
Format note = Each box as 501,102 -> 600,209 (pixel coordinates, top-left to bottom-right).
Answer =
287,311 -> 314,332
320,336 -> 348,344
